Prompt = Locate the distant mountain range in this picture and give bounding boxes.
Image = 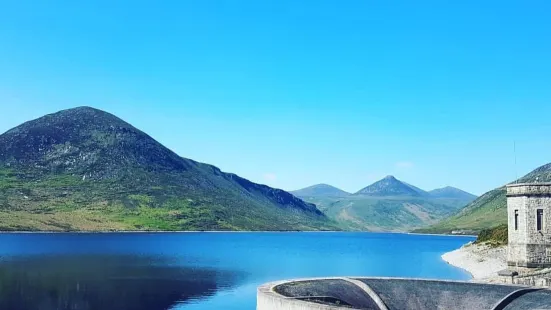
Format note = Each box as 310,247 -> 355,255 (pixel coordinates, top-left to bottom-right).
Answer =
417,163 -> 551,234
2,106 -> 513,234
293,176 -> 477,231
0,107 -> 336,231
293,176 -> 476,200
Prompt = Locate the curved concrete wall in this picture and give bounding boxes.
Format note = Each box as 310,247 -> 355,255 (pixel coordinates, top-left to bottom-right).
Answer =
257,279 -> 348,310
257,277 -> 551,310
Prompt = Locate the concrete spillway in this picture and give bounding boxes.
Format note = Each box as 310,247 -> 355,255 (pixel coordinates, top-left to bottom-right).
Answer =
257,277 -> 551,309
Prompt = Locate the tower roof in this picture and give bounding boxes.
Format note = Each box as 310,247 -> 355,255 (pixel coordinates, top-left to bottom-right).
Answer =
506,182 -> 551,197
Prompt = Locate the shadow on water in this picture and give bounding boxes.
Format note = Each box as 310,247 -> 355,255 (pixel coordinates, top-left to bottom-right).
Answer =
0,254 -> 242,310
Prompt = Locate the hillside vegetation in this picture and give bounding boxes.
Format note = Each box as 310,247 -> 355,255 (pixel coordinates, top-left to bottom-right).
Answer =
0,107 -> 337,231
417,163 -> 551,234
475,224 -> 508,246
294,176 -> 476,232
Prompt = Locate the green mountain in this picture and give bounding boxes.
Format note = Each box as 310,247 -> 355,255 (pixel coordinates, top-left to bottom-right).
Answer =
417,163 -> 551,234
428,186 -> 477,200
299,176 -> 476,231
291,184 -> 350,198
354,175 -> 426,197
0,107 -> 336,231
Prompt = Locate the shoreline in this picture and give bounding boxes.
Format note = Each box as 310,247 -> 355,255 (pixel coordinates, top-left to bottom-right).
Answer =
0,230 -> 478,236
406,232 -> 478,238
441,242 -> 507,281
0,230 -> 344,234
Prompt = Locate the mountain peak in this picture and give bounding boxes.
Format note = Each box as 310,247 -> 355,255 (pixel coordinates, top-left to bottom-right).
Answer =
0,107 -> 332,231
68,105 -> 105,112
313,183 -> 333,188
0,106 -> 188,179
428,186 -> 477,201
48,105 -> 119,119
292,184 -> 350,198
355,176 -> 426,197
2,106 -> 133,137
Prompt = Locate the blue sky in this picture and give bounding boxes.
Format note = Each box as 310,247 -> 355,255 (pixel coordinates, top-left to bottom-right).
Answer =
1,1 -> 550,195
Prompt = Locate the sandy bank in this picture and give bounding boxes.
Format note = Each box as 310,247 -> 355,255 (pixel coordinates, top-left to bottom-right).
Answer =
442,242 -> 507,281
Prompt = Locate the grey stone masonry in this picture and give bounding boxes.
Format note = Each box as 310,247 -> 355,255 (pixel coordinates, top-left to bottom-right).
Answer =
507,183 -> 551,268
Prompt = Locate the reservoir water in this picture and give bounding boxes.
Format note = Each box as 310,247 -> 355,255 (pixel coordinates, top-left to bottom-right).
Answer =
0,232 -> 473,310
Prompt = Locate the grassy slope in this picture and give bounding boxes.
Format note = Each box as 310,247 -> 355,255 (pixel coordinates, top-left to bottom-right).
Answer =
0,107 -> 338,232
475,224 -> 508,246
0,168 -> 337,232
416,163 -> 551,234
300,195 -> 470,231
415,188 -> 506,233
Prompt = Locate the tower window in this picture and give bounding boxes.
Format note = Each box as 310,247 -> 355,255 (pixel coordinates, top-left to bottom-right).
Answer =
537,209 -> 544,231
514,210 -> 519,230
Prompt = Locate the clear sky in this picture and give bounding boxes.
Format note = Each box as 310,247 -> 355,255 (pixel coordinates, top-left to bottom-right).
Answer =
1,1 -> 550,195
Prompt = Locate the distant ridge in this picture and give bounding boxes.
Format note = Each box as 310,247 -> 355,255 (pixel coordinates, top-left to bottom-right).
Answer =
428,186 -> 477,200
354,175 -> 426,197
291,184 -> 350,198
417,162 -> 551,234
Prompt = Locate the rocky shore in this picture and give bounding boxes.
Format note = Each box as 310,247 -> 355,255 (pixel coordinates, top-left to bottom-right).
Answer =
442,242 -> 507,282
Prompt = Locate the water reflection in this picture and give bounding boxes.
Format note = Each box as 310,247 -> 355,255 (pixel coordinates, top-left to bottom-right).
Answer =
0,232 -> 474,309
0,254 -> 240,310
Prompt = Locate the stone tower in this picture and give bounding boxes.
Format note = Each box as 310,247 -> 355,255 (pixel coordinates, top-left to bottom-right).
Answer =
507,183 -> 551,268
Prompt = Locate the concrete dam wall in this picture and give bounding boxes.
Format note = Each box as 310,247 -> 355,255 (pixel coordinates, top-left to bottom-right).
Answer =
257,277 -> 551,310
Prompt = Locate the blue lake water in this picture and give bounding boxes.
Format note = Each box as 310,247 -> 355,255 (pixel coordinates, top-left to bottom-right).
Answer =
0,232 -> 473,310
